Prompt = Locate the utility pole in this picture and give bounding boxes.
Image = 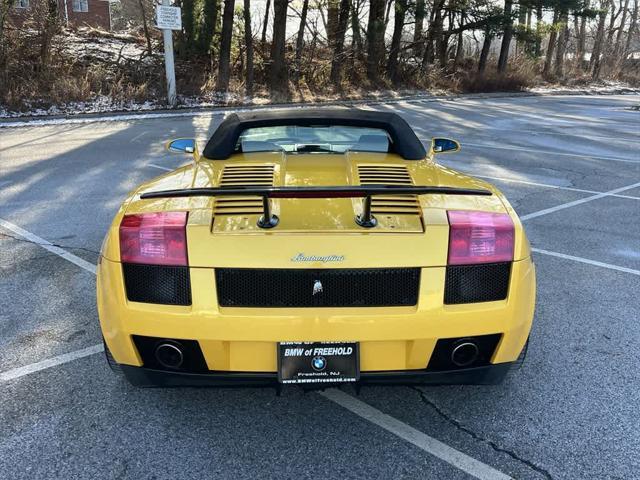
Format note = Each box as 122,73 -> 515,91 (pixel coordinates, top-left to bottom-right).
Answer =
157,0 -> 180,107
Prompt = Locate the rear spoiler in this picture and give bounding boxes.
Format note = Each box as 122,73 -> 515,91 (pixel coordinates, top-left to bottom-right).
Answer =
140,185 -> 492,228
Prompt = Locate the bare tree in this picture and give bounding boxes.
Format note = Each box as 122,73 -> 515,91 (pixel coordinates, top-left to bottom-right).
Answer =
330,0 -> 351,85
387,0 -> 408,83
270,0 -> 289,96
200,0 -> 219,54
244,0 -> 254,95
614,0 -> 631,56
497,0 -> 514,73
295,0 -> 310,82
351,0 -> 364,58
544,8 -> 560,76
591,0 -> 610,78
366,0 -> 387,81
413,0 -> 427,56
554,9 -> 569,78
261,0 -> 271,44
216,0 -> 235,91
624,0 -> 639,57
422,0 -> 445,68
478,30 -> 493,73
40,0 -> 60,68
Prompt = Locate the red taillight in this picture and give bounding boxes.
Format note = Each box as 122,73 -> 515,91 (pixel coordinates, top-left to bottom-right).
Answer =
119,212 -> 188,266
447,210 -> 514,265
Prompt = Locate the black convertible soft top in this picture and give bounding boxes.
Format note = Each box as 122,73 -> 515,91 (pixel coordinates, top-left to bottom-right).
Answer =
202,109 -> 427,160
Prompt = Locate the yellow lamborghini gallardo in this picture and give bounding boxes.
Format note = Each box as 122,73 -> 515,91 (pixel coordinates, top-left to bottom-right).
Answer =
97,109 -> 535,388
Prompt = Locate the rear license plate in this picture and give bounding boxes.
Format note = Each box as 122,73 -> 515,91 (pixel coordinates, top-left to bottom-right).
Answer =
278,342 -> 359,384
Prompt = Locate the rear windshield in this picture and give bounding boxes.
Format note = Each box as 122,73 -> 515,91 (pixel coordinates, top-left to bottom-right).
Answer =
236,125 -> 391,154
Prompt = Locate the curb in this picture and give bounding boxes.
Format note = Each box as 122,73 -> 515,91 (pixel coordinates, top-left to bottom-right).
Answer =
1,88 -> 638,128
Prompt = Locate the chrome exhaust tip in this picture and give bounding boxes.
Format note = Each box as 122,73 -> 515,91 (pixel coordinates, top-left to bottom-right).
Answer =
155,342 -> 184,369
451,341 -> 479,367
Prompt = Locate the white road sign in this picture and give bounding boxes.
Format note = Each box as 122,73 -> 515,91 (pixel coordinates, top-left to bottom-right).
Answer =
156,5 -> 182,31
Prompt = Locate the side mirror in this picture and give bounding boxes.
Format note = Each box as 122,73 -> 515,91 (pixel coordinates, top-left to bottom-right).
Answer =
166,138 -> 196,154
432,138 -> 460,154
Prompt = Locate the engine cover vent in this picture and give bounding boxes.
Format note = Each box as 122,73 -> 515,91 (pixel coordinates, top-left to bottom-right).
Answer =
215,165 -> 275,216
219,164 -> 275,187
357,165 -> 420,216
357,165 -> 413,185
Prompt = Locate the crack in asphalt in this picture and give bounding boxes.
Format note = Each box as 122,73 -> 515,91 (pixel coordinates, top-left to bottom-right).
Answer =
410,386 -> 554,480
0,232 -> 101,256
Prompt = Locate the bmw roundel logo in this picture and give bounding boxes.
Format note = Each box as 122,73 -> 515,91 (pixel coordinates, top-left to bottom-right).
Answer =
312,356 -> 327,371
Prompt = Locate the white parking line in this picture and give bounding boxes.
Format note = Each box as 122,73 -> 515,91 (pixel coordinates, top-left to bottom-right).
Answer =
0,218 -> 96,274
0,344 -> 104,382
532,248 -> 640,276
520,181 -> 640,221
321,389 -> 512,480
470,174 -> 640,200
130,131 -> 148,143
148,163 -> 173,171
462,142 -> 640,164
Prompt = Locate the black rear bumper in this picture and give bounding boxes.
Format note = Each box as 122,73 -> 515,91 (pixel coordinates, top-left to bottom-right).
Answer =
120,362 -> 512,388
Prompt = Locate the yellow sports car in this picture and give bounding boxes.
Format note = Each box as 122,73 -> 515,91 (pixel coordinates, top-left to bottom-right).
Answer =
97,109 -> 535,388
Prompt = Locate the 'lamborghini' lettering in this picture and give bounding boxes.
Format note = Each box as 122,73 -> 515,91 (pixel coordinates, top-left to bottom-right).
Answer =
291,253 -> 345,263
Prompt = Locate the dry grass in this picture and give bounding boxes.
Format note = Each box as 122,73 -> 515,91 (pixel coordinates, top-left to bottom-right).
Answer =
0,28 -> 634,114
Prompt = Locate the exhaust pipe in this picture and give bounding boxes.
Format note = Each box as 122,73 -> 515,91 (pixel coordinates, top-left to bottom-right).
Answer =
155,342 -> 184,369
451,341 -> 479,367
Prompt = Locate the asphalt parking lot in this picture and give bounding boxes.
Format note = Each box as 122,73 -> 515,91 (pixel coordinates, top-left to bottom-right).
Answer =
1,94 -> 639,479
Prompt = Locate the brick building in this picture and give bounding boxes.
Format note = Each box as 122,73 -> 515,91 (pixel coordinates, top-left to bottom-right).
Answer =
9,0 -> 112,31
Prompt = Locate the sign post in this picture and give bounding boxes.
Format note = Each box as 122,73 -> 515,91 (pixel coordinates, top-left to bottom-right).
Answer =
156,1 -> 182,107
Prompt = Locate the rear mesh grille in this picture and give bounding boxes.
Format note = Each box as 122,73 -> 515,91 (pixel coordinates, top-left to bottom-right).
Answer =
216,268 -> 421,307
358,165 -> 420,215
444,263 -> 511,304
123,263 -> 191,305
214,165 -> 275,216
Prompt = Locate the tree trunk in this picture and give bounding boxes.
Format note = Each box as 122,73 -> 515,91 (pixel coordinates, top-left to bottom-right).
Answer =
413,0 -> 426,57
384,0 -> 394,29
543,8 -> 559,77
614,0 -> 631,57
0,0 -> 10,71
576,1 -> 588,67
554,9 -> 569,78
294,0 -> 309,82
478,30 -> 493,73
327,0 -> 340,48
40,0 -> 59,68
270,0 -> 289,96
437,9 -> 452,67
386,0 -> 407,83
591,0 -> 610,78
351,0 -> 364,58
453,11 -> 465,70
200,0 -> 218,54
138,0 -> 153,55
624,0 -> 639,57
422,0 -> 444,69
330,0 -> 351,85
261,0 -> 271,44
366,0 -> 386,82
534,2 -> 543,57
516,3 -> 527,55
181,0 -> 195,53
244,0 -> 254,95
216,0 -> 235,91
497,0 -> 514,73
